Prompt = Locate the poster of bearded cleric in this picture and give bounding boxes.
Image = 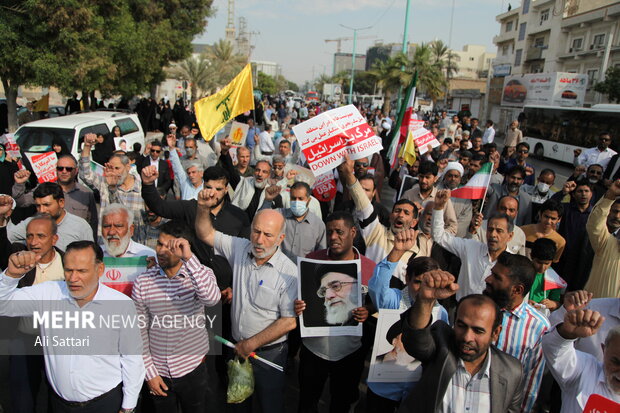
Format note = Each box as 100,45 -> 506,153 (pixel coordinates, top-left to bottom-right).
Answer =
298,258 -> 362,337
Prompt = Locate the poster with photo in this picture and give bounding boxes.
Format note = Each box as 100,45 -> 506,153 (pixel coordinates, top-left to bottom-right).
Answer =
368,309 -> 422,383
297,257 -> 362,337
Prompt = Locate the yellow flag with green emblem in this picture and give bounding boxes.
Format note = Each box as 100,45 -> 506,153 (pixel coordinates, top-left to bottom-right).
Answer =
194,63 -> 255,141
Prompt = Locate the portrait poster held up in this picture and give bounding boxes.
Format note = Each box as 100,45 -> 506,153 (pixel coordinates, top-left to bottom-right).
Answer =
297,257 -> 362,337
368,309 -> 422,383
292,105 -> 383,177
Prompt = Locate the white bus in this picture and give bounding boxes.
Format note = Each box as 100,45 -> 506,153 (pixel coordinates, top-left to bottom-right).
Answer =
522,104 -> 620,163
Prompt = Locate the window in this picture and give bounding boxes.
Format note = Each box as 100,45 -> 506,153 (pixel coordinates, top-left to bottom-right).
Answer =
115,118 -> 139,135
534,37 -> 545,47
571,38 -> 583,51
515,49 -> 523,66
502,45 -> 509,56
587,69 -> 599,84
506,21 -> 513,32
593,34 -> 606,48
469,57 -> 475,61
518,23 -> 527,41
79,123 -> 110,140
522,0 -> 530,14
540,9 -> 550,25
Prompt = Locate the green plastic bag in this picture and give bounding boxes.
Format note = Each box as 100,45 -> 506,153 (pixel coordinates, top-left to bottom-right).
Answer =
227,357 -> 254,404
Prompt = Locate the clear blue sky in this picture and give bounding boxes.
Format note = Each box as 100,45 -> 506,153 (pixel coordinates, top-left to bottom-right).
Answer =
194,0 -> 510,85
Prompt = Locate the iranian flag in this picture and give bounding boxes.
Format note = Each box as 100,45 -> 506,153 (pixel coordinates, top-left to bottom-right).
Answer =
387,72 -> 418,171
451,162 -> 493,199
543,267 -> 567,291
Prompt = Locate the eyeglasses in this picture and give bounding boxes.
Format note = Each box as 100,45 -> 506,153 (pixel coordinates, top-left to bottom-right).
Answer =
317,280 -> 357,298
273,165 -> 284,170
355,162 -> 369,168
56,166 -> 75,172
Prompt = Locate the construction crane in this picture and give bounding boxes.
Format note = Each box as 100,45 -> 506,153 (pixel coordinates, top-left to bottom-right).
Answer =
324,35 -> 376,53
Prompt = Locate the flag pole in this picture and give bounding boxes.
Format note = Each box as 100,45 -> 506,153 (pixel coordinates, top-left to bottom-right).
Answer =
478,162 -> 493,213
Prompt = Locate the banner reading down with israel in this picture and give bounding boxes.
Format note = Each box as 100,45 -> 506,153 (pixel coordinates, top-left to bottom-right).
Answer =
292,105 -> 382,177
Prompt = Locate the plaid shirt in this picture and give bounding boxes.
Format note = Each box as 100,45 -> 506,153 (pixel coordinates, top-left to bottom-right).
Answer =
79,156 -> 144,239
441,349 -> 491,413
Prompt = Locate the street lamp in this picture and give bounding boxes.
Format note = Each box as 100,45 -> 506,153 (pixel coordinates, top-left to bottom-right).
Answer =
340,24 -> 371,105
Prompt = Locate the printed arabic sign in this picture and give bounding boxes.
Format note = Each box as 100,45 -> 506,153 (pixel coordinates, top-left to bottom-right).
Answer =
582,394 -> 620,413
0,133 -> 21,159
412,128 -> 440,155
229,121 -> 249,146
25,151 -> 57,183
501,72 -> 588,108
312,171 -> 337,202
292,105 -> 383,177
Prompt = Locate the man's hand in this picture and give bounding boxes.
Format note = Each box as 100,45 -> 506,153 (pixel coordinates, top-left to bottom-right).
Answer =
469,212 -> 483,233
605,179 -> 620,200
167,238 -> 193,261
0,195 -> 14,219
104,163 -> 121,187
219,138 -> 231,155
147,376 -> 168,397
563,290 -> 593,312
83,133 -> 97,147
336,154 -> 355,185
166,133 -> 177,149
197,188 -> 219,209
6,251 -> 41,278
13,170 -> 31,185
393,229 -> 417,252
294,299 -> 306,316
558,309 -> 604,340
254,133 -> 260,144
525,166 -> 534,176
220,287 -> 232,304
144,142 -> 152,154
234,339 -> 256,359
562,181 -> 577,195
264,184 -> 281,202
573,148 -> 582,158
417,270 -> 459,302
352,306 -> 368,323
140,165 -> 159,186
286,169 -> 298,181
573,165 -> 586,178
434,189 -> 451,210
489,151 -> 500,167
540,299 -> 559,311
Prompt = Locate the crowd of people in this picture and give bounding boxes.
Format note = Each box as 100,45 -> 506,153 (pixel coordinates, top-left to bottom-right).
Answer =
0,94 -> 618,413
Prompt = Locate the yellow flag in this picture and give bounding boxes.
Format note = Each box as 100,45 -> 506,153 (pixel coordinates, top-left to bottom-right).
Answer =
33,94 -> 49,112
194,63 -> 255,142
401,129 -> 417,166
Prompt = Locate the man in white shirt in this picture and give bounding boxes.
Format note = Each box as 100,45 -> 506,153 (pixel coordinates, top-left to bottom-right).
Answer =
101,204 -> 155,258
542,309 -> 620,412
0,241 -> 145,412
432,189 -> 514,300
8,183 -> 94,251
258,124 -> 275,155
574,132 -> 618,172
482,120 -> 496,144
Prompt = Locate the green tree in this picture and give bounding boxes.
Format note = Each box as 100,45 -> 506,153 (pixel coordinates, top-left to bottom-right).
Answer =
286,81 -> 299,92
257,71 -> 278,95
429,40 -> 458,79
594,66 -> 620,103
168,55 -> 215,107
206,39 -> 248,86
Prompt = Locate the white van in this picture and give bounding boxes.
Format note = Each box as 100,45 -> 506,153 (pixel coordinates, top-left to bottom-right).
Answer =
14,111 -> 144,164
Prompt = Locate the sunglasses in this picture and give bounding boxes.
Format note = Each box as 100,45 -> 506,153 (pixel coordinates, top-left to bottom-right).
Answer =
56,166 -> 75,172
518,150 -> 529,153
355,162 -> 370,167
151,149 -> 162,154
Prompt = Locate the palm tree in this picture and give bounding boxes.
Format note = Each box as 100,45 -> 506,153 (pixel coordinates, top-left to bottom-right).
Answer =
314,73 -> 333,94
206,39 -> 248,86
409,44 -> 447,103
168,55 -> 215,107
367,57 -> 405,115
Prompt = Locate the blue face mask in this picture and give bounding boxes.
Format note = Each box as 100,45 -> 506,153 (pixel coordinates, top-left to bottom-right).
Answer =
290,200 -> 308,217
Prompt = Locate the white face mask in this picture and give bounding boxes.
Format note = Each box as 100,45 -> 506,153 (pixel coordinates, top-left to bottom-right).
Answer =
536,182 -> 550,194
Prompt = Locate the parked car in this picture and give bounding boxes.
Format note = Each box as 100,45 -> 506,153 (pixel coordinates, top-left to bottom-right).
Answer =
503,79 -> 528,102
561,90 -> 578,99
14,111 -> 144,164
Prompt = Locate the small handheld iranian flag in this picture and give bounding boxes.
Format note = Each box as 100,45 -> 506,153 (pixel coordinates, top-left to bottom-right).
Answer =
102,256 -> 148,297
451,162 -> 493,200
543,267 -> 567,291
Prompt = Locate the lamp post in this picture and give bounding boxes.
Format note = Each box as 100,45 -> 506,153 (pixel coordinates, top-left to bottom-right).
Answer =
340,24 -> 371,104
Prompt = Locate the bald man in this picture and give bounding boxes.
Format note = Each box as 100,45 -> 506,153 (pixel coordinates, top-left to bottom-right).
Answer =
195,191 -> 297,413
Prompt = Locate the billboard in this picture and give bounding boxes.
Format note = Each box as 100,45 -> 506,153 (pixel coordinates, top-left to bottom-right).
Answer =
501,72 -> 588,107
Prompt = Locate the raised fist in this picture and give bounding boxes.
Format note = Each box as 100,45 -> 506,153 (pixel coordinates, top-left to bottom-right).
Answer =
417,270 -> 459,302
434,189 -> 451,210
606,179 -> 620,199
6,251 -> 41,278
140,165 -> 159,186
166,134 -> 177,149
562,181 -> 577,195
13,169 -> 31,185
0,195 -> 14,218
559,309 -> 604,340
573,149 -> 582,158
264,184 -> 282,202
83,133 -> 97,147
197,188 -> 219,209
393,228 -> 417,252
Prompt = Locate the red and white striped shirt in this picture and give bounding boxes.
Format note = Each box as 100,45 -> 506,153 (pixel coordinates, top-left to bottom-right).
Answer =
131,255 -> 221,380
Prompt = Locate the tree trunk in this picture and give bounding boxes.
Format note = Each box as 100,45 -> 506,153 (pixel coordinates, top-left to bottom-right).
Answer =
190,84 -> 198,108
2,78 -> 19,132
90,91 -> 97,110
81,90 -> 89,112
149,83 -> 158,101
382,90 -> 392,117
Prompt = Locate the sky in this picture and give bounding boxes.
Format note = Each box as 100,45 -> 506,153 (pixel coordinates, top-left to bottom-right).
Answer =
194,0 -> 511,85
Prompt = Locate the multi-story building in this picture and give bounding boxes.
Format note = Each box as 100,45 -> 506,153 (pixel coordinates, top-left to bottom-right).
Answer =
452,45 -> 496,79
489,0 -> 620,130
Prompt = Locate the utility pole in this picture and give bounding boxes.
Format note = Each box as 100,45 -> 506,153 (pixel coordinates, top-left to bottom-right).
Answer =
340,24 -> 371,104
396,0 -> 412,113
445,0 -> 456,108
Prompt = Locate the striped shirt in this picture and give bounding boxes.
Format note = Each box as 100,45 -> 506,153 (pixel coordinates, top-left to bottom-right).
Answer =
496,301 -> 549,413
79,155 -> 145,239
131,255 -> 221,380
440,349 -> 491,413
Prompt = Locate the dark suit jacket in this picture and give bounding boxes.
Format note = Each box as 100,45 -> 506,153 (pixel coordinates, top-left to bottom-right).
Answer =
604,154 -> 620,181
138,156 -> 172,196
398,310 -> 524,413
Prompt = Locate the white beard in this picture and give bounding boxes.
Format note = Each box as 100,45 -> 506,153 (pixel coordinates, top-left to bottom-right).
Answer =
324,294 -> 358,325
103,234 -> 131,257
254,179 -> 267,189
